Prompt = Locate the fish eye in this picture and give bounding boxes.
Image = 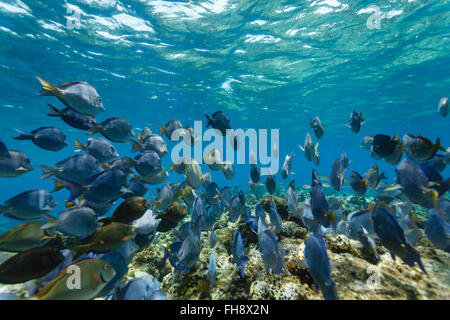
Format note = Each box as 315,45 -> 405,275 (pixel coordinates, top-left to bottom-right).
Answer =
104,264 -> 110,270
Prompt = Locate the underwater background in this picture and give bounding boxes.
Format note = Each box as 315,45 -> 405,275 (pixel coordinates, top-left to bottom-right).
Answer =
1,0 -> 449,232
0,0 -> 449,300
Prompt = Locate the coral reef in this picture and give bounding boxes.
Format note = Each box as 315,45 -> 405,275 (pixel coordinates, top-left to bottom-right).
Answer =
2,192 -> 448,300
129,203 -> 450,300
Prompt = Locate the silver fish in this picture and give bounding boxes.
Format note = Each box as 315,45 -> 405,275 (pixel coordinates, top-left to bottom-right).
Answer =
37,77 -> 105,116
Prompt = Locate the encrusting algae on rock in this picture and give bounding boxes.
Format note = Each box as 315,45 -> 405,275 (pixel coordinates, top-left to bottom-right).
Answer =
126,193 -> 450,300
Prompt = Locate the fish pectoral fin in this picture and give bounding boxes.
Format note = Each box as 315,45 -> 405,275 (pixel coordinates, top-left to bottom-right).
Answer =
201,172 -> 211,181
384,184 -> 402,192
91,273 -> 102,290
152,201 -> 160,211
39,235 -> 53,241
16,166 -> 29,173
399,145 -> 409,152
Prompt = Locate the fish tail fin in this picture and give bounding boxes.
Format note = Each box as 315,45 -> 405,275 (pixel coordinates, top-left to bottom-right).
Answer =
87,125 -> 103,136
50,178 -> 66,193
176,189 -> 183,201
130,140 -> 142,153
13,129 -> 32,140
404,244 -> 427,275
427,189 -> 439,209
158,124 -> 167,136
280,249 -> 288,274
435,137 -> 445,151
129,174 -> 140,181
25,296 -> 40,301
39,225 -> 55,233
152,200 -> 160,211
239,256 -> 249,278
169,162 -> 176,172
41,215 -> 58,229
74,139 -> 86,152
204,114 -> 212,127
65,201 -> 76,209
359,112 -> 365,122
201,172 -> 211,181
0,205 -> 4,213
417,257 -> 427,275
37,165 -> 58,180
363,178 -> 369,187
328,210 -> 337,226
98,217 -> 113,225
161,245 -> 171,266
36,76 -> 61,96
52,179 -> 83,202
322,282 -> 338,300
47,104 -> 61,117
70,244 -> 91,260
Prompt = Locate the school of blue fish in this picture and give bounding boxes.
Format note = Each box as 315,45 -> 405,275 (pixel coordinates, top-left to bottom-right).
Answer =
0,77 -> 448,300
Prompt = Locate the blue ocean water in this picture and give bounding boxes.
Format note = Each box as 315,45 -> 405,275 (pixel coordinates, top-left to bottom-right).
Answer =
0,0 -> 449,232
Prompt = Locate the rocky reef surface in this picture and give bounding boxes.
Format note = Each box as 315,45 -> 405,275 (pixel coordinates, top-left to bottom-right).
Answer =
1,191 -> 448,300
128,192 -> 450,300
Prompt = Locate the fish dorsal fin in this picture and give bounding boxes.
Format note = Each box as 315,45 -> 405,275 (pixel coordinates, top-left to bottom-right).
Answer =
57,81 -> 83,89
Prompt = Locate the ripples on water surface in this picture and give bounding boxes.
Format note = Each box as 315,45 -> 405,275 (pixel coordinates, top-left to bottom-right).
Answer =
0,0 -> 449,229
